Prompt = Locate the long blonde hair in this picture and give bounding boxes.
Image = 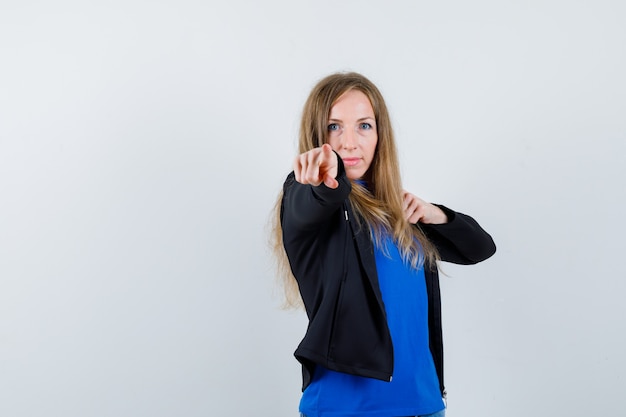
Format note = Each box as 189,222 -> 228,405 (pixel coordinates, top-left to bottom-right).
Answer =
272,72 -> 439,308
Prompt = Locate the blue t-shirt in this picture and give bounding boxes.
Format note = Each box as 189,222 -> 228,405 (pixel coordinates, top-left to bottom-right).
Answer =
299,233 -> 445,417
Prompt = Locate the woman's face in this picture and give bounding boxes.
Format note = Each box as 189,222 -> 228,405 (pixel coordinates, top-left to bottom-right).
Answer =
327,90 -> 378,180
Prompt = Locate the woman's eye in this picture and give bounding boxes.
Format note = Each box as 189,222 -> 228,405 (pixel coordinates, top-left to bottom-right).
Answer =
327,123 -> 339,131
360,123 -> 372,130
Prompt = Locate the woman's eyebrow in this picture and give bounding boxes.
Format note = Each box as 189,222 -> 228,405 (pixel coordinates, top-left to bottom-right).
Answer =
328,116 -> 375,122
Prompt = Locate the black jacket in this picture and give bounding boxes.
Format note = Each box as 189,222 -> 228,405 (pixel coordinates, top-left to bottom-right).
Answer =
280,161 -> 496,394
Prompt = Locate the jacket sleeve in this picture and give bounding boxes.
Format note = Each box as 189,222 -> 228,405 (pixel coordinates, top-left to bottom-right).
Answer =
419,204 -> 496,265
281,157 -> 352,231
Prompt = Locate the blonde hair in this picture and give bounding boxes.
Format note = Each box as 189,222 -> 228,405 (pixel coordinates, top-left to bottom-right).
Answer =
272,72 -> 439,308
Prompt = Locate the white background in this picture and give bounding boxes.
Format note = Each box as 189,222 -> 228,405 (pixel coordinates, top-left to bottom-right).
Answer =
1,1 -> 625,416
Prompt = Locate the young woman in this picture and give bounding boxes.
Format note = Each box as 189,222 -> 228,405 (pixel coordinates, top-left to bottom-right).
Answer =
273,72 -> 496,417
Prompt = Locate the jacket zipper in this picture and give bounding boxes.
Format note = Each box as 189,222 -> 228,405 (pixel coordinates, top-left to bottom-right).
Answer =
328,206 -> 351,361
345,203 -> 393,383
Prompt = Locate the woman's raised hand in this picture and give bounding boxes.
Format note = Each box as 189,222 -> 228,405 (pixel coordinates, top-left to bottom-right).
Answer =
402,190 -> 448,225
293,144 -> 339,189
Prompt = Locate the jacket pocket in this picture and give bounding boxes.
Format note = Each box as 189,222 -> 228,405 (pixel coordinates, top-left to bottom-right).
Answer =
327,274 -> 347,361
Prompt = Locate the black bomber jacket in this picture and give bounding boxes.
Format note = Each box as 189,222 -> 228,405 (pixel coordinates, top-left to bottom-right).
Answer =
280,160 -> 496,394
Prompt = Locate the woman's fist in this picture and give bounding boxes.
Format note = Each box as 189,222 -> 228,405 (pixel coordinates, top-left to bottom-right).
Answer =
403,190 -> 448,224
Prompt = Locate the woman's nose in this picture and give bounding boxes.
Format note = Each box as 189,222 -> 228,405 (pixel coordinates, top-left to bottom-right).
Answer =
342,129 -> 357,149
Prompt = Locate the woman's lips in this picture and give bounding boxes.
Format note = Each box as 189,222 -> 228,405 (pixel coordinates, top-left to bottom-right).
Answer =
342,157 -> 361,167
